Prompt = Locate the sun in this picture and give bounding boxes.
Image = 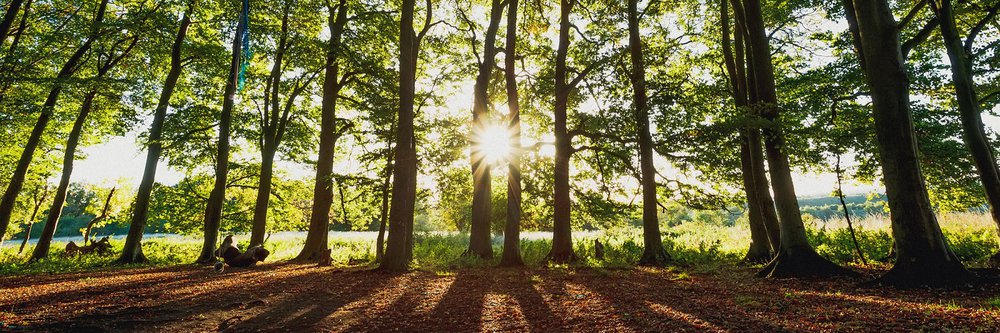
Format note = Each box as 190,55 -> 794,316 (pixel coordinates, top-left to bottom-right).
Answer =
472,123 -> 512,165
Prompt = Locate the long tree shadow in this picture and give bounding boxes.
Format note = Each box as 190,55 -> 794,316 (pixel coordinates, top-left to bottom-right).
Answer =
422,270 -> 493,331
225,269 -> 402,332
494,268 -> 559,332
18,264 -> 363,332
575,268 -> 786,332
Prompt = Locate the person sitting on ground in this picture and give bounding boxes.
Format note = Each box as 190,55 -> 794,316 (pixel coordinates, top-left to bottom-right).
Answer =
213,235 -> 270,272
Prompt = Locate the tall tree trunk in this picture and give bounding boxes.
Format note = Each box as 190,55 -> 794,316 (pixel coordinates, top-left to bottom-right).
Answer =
547,0 -> 577,264
0,0 -> 107,243
375,136 -> 394,262
931,0 -> 1000,265
17,184 -> 47,254
0,0 -> 24,45
739,0 -> 852,278
0,0 -> 31,106
380,0 -> 427,271
250,3 -> 291,248
30,92 -> 96,261
467,0 -> 504,259
250,148 -> 276,246
722,0 -> 773,263
500,0 -> 523,267
195,0 -> 248,264
629,0 -> 669,266
32,33 -> 136,261
119,1 -> 193,264
844,0 -> 971,287
296,0 -> 349,262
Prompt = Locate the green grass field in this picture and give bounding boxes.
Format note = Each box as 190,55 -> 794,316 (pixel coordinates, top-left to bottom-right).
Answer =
1,212 -> 997,276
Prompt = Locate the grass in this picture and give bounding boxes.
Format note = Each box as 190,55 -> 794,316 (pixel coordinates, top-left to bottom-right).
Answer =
1,211 -> 998,276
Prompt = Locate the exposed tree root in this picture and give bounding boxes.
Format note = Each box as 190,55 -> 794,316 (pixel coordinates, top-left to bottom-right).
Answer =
545,249 -> 578,264
114,243 -> 149,265
757,246 -> 856,278
638,247 -> 671,267
864,257 -> 975,289
742,245 -> 773,265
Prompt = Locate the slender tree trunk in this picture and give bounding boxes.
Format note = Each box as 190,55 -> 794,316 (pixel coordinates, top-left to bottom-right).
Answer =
250,148 -> 276,247
296,0 -> 349,262
0,0 -> 24,45
32,32 -> 135,261
196,0 -> 248,264
17,185 -> 47,254
0,0 -> 30,106
844,0 -> 971,287
0,0 -> 107,243
500,0 -> 523,267
722,0 -> 773,263
30,92 -> 96,261
467,0 -> 504,259
376,169 -> 390,261
546,0 -> 577,264
629,0 -> 669,266
250,3 -> 290,248
931,0 -> 1000,265
380,0 -> 424,271
739,0 -> 852,278
119,2 -> 193,264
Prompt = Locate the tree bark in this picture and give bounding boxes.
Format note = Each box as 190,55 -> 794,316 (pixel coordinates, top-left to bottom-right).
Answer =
0,0 -> 24,45
250,2 -> 292,248
546,0 -> 577,264
296,0 -> 349,262
845,0 -> 971,287
119,0 -> 193,264
195,0 -> 248,264
467,0 -> 504,259
0,0 -> 107,244
629,0 -> 669,266
723,0 -> 773,263
380,0 -> 428,271
500,0 -> 523,267
930,0 -> 1000,265
32,32 -> 136,262
739,0 -> 852,278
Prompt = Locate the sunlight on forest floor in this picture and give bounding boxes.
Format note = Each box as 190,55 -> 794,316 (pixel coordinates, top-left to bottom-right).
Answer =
1,264 -> 999,332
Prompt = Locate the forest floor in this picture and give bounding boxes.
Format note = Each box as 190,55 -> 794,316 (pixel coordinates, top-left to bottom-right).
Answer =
2,263 -> 1000,332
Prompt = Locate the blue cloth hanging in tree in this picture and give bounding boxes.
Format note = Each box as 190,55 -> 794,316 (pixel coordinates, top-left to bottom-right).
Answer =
237,0 -> 251,91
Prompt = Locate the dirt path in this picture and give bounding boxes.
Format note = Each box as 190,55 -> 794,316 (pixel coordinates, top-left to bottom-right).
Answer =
1,263 -> 998,332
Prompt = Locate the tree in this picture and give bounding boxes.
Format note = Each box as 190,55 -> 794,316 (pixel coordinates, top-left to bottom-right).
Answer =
628,0 -> 669,266
844,0 -> 972,287
248,0 -> 320,248
296,0 -> 350,262
499,0 -> 523,267
929,0 -> 1000,264
0,0 -> 25,45
720,0 -> 779,264
17,183 -> 48,254
196,0 -> 250,264
465,0 -> 505,259
0,0 -> 110,245
736,0 -> 852,278
119,0 -> 196,264
32,32 -> 138,261
380,0 -> 434,271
